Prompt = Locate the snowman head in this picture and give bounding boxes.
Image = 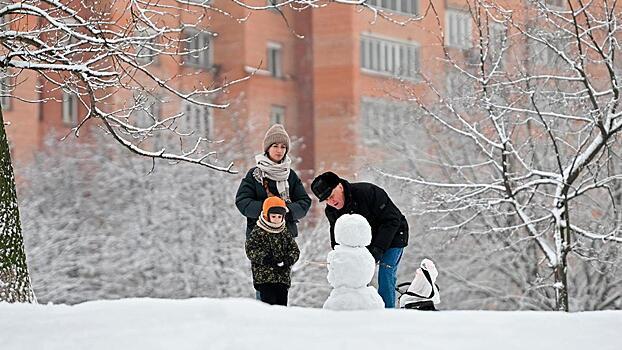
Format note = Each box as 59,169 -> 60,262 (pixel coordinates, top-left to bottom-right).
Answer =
334,214 -> 372,247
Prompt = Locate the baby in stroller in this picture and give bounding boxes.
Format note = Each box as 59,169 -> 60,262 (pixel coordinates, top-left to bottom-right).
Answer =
397,258 -> 440,310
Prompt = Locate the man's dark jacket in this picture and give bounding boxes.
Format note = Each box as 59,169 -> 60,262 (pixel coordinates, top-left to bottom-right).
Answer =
325,179 -> 409,253
236,167 -> 311,238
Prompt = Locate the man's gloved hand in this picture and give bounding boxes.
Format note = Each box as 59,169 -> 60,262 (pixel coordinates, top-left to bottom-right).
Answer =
367,246 -> 384,263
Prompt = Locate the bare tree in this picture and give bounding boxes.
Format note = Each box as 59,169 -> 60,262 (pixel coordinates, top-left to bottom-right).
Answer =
0,0 -> 253,302
0,0 -> 436,303
0,0 -> 272,303
18,133 -> 253,303
373,0 -> 622,311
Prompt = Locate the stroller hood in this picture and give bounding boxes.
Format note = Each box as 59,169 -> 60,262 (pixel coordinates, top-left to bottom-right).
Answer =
398,258 -> 441,308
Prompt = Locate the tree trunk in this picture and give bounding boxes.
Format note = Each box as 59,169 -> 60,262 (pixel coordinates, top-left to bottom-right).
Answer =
554,258 -> 569,311
554,211 -> 570,312
0,103 -> 36,303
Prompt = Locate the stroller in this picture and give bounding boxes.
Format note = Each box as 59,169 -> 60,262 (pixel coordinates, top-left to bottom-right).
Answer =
396,258 -> 440,311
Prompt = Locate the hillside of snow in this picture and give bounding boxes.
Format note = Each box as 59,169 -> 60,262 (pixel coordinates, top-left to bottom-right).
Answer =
1,298 -> 620,350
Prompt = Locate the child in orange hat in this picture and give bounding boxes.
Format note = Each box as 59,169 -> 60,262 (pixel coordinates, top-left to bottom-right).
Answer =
245,196 -> 300,306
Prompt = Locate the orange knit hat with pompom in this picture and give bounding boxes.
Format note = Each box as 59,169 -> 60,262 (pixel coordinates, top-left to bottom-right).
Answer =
262,196 -> 288,220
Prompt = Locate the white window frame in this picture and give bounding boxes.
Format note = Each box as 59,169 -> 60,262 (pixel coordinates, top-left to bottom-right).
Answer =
62,91 -> 79,127
360,34 -> 420,79
445,9 -> 472,49
184,29 -> 213,69
267,42 -> 283,78
367,0 -> 418,16
270,105 -> 285,125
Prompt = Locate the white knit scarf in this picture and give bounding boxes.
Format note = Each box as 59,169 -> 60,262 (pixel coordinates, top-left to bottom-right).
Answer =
255,153 -> 291,202
256,215 -> 286,234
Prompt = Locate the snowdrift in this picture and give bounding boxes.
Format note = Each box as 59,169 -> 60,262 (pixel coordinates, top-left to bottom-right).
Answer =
0,297 -> 620,350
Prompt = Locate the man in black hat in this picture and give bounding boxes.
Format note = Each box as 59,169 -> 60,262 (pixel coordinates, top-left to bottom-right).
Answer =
311,171 -> 409,308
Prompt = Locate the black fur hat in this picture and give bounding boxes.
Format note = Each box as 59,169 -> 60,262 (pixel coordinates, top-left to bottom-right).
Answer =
311,171 -> 340,201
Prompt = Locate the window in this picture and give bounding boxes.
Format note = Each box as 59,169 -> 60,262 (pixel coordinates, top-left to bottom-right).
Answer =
0,70 -> 12,111
614,55 -> 622,78
134,94 -> 162,128
445,70 -> 462,96
366,0 -> 418,16
445,69 -> 474,103
266,0 -> 286,10
54,18 -> 79,49
545,0 -> 565,9
360,35 -> 420,79
184,29 -> 213,68
445,9 -> 472,49
135,28 -> 159,65
62,91 -> 79,126
1,1 -> 11,27
529,40 -> 557,66
267,42 -> 282,78
270,105 -> 285,125
360,97 -> 417,143
133,95 -> 163,151
528,32 -> 570,68
488,23 -> 505,66
181,101 -> 213,139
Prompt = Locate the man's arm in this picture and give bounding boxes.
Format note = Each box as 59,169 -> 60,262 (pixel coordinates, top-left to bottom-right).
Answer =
368,185 -> 401,257
326,209 -> 338,249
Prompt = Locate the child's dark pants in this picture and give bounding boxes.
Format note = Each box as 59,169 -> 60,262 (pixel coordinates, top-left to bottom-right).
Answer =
256,283 -> 289,306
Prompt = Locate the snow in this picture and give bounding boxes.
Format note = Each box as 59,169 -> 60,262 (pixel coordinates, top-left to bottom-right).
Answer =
326,246 -> 375,288
323,286 -> 385,310
334,214 -> 372,247
0,298 -> 620,350
324,214 -> 384,310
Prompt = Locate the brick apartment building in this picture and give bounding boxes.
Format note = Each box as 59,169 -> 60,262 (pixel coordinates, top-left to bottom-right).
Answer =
1,0 -> 497,177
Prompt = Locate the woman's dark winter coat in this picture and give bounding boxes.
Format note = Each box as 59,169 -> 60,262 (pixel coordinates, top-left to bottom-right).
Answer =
325,179 -> 409,255
235,167 -> 311,237
245,224 -> 300,288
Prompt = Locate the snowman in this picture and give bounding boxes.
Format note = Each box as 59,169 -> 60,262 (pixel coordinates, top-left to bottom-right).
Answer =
323,214 -> 384,310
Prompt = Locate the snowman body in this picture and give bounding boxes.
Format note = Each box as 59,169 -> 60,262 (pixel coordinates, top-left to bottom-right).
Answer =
323,214 -> 384,310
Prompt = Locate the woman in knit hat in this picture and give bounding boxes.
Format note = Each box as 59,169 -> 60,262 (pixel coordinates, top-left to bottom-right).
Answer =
235,124 -> 311,239
245,196 -> 300,306
235,124 -> 310,299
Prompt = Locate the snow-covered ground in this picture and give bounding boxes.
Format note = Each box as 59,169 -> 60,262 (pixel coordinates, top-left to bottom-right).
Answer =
1,297 -> 620,350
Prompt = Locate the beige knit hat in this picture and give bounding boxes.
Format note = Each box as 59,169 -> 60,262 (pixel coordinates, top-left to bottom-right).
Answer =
263,124 -> 290,152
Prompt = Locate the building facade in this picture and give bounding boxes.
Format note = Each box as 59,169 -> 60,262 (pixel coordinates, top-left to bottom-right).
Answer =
1,0 -> 489,177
